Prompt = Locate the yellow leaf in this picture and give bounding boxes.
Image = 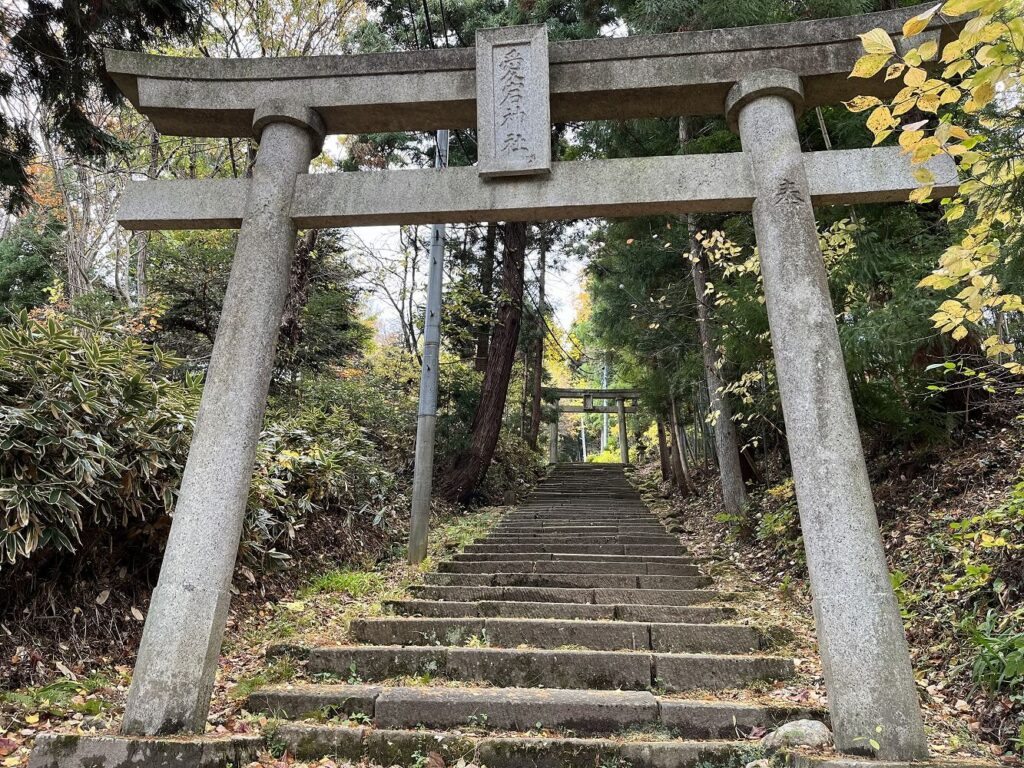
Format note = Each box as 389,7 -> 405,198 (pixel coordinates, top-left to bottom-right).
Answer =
913,167 -> 935,184
885,63 -> 906,81
904,66 -> 927,86
844,95 -> 882,113
943,59 -> 972,78
939,85 -> 962,104
860,28 -> 897,54
970,80 -> 996,108
941,39 -> 965,62
26,713 -> 39,724
918,39 -> 939,60
872,129 -> 894,146
850,53 -> 892,78
951,325 -> 969,341
945,204 -> 966,221
866,106 -> 896,134
909,186 -> 933,203
917,92 -> 941,112
902,3 -> 941,37
899,129 -> 925,149
942,0 -> 989,15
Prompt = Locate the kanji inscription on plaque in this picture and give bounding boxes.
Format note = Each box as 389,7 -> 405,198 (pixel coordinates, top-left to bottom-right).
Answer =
476,24 -> 551,178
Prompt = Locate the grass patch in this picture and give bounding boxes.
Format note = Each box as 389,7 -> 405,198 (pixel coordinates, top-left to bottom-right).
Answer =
0,674 -> 116,718
301,569 -> 386,598
227,658 -> 297,701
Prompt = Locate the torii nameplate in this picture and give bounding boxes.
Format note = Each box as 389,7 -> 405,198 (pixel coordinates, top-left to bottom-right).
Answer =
476,24 -> 551,178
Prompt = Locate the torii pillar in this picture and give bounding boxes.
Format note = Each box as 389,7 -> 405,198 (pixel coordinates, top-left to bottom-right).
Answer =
726,69 -> 928,759
616,398 -> 629,464
548,415 -> 559,464
120,104 -> 325,736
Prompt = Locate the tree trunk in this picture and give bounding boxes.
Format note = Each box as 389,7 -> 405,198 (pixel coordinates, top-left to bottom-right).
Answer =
668,429 -> 690,496
280,229 -> 317,348
656,420 -> 671,482
689,240 -> 747,514
680,118 -> 747,516
670,397 -> 696,494
439,221 -> 527,503
527,234 -> 546,449
475,222 -> 497,372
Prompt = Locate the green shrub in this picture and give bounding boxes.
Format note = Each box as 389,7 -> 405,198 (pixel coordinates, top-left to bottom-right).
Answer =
0,312 -> 200,566
964,608 -> 1024,703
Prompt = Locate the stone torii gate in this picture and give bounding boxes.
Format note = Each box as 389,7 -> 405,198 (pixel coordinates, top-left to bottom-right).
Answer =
42,6 -> 961,764
544,387 -> 640,464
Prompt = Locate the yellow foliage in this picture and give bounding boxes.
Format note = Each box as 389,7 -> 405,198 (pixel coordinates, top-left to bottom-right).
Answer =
848,0 -> 1024,371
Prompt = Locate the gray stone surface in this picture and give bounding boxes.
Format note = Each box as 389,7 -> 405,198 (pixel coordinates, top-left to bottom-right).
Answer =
594,588 -> 719,605
248,684 -> 380,719
373,687 -> 658,733
728,68 -> 928,760
650,623 -> 761,654
119,113 -> 322,737
659,701 -> 819,739
104,4 -> 953,137
117,148 -> 958,230
278,724 -> 745,768
443,647 -> 652,689
483,617 -> 651,650
654,653 -> 795,691
476,25 -> 550,177
790,758 -> 997,768
308,645 -> 448,678
761,719 -> 834,750
28,733 -> 260,768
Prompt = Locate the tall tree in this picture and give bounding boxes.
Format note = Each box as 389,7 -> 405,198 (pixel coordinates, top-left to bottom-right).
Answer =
1,0 -> 204,211
439,221 -> 527,502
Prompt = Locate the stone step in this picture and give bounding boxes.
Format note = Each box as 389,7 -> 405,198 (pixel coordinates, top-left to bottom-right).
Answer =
452,552 -> 698,564
501,512 -> 647,518
463,543 -> 688,555
274,723 -> 748,767
296,645 -> 788,691
479,536 -> 680,546
421,572 -> 713,590
252,684 -> 814,737
409,585 -> 730,605
384,600 -> 738,623
437,559 -> 700,575
349,617 -> 762,653
492,526 -> 668,535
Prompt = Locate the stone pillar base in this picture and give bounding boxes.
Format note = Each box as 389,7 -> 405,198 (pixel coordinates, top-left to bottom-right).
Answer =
28,732 -> 261,768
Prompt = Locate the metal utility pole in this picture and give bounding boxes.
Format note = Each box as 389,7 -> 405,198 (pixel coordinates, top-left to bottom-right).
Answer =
408,129 -> 449,565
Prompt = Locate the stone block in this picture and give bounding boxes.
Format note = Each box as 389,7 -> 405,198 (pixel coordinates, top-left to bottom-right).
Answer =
27,733 -> 260,768
374,687 -> 658,733
653,653 -> 795,691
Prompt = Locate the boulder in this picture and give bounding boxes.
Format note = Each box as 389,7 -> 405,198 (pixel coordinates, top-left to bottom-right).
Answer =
761,719 -> 833,751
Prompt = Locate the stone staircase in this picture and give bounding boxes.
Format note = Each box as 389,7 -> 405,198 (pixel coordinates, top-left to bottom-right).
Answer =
250,463 -> 820,766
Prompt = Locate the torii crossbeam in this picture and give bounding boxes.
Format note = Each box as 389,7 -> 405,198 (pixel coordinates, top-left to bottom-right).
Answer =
33,6 -> 959,765
543,388 -> 642,464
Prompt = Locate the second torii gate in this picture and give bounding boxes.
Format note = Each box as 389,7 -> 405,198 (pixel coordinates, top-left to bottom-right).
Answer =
41,5 -> 962,764
544,387 -> 640,464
